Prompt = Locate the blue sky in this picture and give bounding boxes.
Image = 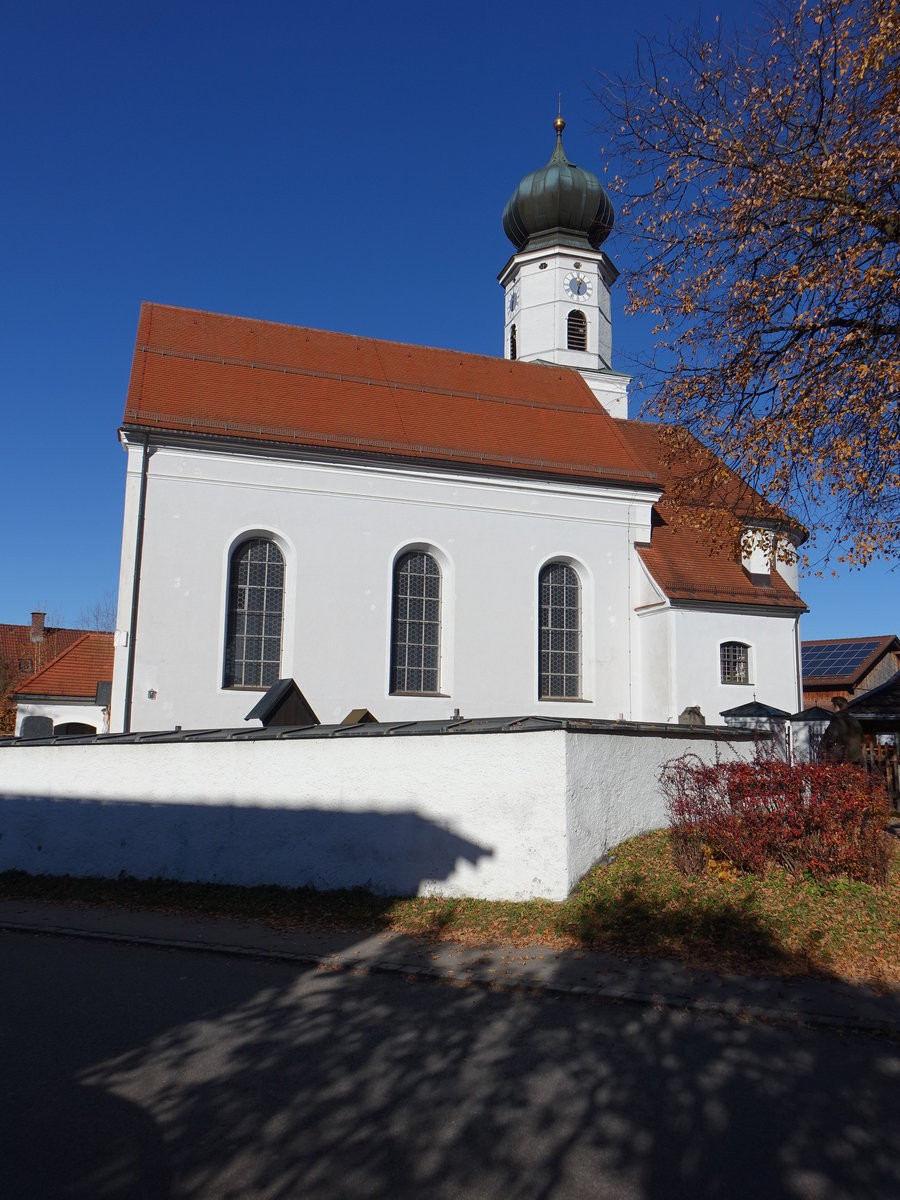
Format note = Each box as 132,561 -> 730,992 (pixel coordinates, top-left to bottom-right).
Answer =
1,0 -> 896,637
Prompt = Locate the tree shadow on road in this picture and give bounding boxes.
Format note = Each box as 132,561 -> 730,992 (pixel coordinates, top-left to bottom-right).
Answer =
3,918 -> 900,1200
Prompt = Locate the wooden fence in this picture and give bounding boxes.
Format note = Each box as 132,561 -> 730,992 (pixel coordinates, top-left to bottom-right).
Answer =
862,742 -> 900,810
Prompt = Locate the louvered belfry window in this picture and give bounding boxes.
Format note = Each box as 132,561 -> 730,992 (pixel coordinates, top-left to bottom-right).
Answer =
567,310 -> 587,351
391,551 -> 441,694
720,641 -> 751,685
510,323 -> 517,360
224,538 -> 284,688
539,562 -> 581,699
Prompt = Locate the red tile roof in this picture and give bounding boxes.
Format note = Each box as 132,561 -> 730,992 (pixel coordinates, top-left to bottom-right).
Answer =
0,623 -> 86,682
14,632 -> 114,700
617,421 -> 805,611
123,303 -> 655,486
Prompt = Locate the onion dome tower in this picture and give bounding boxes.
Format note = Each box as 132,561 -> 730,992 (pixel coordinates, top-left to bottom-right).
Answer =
498,115 -> 629,419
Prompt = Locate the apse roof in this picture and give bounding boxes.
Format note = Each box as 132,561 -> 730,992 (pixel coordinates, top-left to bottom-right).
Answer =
617,421 -> 805,611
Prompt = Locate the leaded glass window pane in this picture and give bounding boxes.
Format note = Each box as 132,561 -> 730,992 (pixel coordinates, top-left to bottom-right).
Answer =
540,562 -> 581,699
391,552 -> 441,694
720,641 -> 750,685
224,538 -> 284,688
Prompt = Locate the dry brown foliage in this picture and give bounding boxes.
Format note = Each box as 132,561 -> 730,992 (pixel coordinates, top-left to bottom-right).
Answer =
596,0 -> 899,568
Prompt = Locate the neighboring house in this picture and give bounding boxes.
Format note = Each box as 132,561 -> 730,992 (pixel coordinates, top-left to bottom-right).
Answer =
0,612 -> 88,734
801,635 -> 900,709
109,116 -> 806,734
14,632 -> 114,737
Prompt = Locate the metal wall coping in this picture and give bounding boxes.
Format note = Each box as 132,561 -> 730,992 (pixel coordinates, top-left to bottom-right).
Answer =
0,714 -> 761,748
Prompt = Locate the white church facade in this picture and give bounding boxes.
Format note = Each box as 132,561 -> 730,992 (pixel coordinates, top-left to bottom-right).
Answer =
110,118 -> 805,735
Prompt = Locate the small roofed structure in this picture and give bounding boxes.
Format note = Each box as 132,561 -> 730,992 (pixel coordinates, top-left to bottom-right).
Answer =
721,699 -> 791,759
245,679 -> 319,728
341,708 -> 379,726
13,632 -> 114,737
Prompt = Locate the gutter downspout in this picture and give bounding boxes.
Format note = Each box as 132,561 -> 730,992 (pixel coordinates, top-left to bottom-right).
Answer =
123,434 -> 150,734
790,613 -> 804,764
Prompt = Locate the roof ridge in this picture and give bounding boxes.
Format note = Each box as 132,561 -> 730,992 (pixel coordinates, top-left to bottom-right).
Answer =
802,634 -> 898,646
140,300 -> 598,379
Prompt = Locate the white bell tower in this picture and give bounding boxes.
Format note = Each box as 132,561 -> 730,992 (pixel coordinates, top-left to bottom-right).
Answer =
498,116 -> 630,419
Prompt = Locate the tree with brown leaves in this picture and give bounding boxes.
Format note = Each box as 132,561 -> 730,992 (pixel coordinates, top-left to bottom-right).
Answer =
596,0 -> 899,569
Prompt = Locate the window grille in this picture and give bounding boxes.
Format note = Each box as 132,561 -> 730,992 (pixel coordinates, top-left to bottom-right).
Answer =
390,551 -> 441,694
720,641 -> 751,684
510,324 -> 517,360
224,538 -> 284,688
539,562 -> 581,699
567,310 -> 587,351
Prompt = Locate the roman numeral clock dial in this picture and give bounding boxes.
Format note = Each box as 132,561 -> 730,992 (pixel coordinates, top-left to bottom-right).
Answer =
564,271 -> 593,301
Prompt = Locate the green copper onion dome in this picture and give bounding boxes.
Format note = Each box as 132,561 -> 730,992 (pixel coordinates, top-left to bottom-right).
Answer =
502,115 -> 615,251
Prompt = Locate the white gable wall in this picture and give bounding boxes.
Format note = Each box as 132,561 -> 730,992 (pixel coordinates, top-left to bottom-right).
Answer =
669,607 -> 801,723
112,437 -> 661,733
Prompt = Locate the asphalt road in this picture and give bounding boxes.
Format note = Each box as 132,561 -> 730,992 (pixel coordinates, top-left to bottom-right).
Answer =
1,929 -> 898,1200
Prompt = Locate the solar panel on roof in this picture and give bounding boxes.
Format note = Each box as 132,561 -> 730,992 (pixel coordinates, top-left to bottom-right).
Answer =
802,639 -> 881,679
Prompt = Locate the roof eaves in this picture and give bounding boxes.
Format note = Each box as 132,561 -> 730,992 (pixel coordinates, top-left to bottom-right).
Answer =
120,420 -> 660,490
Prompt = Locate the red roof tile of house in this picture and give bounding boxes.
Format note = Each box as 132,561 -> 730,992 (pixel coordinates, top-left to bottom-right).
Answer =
0,623 -> 86,681
14,632 -> 114,700
123,303 -> 655,486
617,421 -> 805,611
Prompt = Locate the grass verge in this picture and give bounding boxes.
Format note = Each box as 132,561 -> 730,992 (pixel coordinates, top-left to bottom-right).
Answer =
1,830 -> 898,986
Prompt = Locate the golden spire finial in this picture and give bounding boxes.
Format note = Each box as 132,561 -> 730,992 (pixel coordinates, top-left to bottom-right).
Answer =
554,94 -> 565,136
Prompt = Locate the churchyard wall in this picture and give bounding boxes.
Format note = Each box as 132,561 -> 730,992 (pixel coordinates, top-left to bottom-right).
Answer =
0,725 -> 754,899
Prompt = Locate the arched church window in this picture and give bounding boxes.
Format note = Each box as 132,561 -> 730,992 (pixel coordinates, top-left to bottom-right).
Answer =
720,641 -> 752,685
224,537 -> 285,688
390,551 -> 441,694
510,324 -> 517,360
539,562 -> 581,699
567,310 -> 587,351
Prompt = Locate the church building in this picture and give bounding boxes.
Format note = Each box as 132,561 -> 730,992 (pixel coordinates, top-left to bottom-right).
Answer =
110,118 -> 805,734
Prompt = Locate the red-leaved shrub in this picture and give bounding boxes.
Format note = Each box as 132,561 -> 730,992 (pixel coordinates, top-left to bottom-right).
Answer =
661,752 -> 893,884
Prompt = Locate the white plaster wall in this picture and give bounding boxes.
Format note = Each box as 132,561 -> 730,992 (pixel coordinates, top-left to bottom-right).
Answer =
0,727 -> 755,899
15,701 -> 108,736
0,733 -> 569,899
635,607 -> 673,723
791,719 -> 827,763
564,729 -> 753,890
110,440 -> 145,729
112,438 -> 657,733
672,608 -> 801,723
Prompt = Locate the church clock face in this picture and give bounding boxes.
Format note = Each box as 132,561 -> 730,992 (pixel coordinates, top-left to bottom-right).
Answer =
564,271 -> 593,301
507,287 -> 519,316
